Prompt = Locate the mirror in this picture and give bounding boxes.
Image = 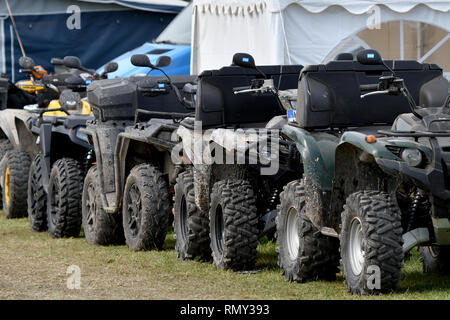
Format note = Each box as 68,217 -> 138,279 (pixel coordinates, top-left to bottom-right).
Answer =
232,53 -> 256,69
155,56 -> 171,68
104,61 -> 118,74
51,58 -> 64,65
131,54 -> 154,68
335,52 -> 353,61
63,56 -> 82,69
19,56 -> 35,69
356,49 -> 383,65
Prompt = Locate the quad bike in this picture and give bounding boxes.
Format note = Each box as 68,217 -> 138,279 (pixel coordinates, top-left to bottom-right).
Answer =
0,55 -> 78,214
24,58 -> 118,238
1,55 -> 114,219
276,49 -> 449,294
81,54 -> 196,249
174,53 -> 303,270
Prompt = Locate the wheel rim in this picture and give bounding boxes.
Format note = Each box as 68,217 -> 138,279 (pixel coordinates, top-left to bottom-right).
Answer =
126,183 -> 142,237
49,179 -> 60,226
4,166 -> 10,206
348,217 -> 365,276
286,207 -> 300,260
179,195 -> 188,242
429,246 -> 440,258
214,204 -> 224,255
85,182 -> 96,234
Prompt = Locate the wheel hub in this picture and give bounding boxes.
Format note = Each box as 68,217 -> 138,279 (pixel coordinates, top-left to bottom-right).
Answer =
214,204 -> 224,255
348,217 -> 365,276
85,183 -> 96,234
127,184 -> 142,237
286,207 -> 300,260
180,195 -> 188,242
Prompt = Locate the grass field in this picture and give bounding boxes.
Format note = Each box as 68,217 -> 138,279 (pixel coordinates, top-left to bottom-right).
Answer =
0,215 -> 449,300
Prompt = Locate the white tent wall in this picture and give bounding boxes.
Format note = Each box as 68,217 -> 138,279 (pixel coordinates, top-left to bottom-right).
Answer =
191,1 -> 279,75
279,3 -> 450,66
191,0 -> 450,75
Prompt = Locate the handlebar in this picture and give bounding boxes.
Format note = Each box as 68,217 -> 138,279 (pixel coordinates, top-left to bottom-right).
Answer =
233,85 -> 276,95
360,84 -> 379,91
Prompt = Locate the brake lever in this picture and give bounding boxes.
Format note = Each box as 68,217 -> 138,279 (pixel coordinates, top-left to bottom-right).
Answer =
360,90 -> 389,99
46,83 -> 60,93
234,86 -> 275,95
234,88 -> 262,95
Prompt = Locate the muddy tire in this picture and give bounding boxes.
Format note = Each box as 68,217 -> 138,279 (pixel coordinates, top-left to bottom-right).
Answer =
82,166 -> 124,245
0,139 -> 12,209
341,191 -> 403,294
28,155 -> 47,231
174,170 -> 211,261
209,180 -> 259,271
418,246 -> 450,275
2,150 -> 31,218
122,164 -> 169,251
47,158 -> 83,238
276,179 -> 339,282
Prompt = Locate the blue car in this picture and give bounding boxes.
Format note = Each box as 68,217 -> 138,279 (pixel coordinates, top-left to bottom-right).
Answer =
98,3 -> 192,77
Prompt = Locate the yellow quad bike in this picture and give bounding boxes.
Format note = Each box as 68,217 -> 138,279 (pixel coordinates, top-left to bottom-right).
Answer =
0,56 -> 70,212
1,56 -> 116,222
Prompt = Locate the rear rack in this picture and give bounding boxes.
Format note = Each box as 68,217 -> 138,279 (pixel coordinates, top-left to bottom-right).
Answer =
134,108 -> 194,124
378,130 -> 450,137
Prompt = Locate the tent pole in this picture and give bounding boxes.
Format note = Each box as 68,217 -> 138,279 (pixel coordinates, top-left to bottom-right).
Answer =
417,22 -> 424,60
0,18 -> 5,73
399,20 -> 404,60
4,0 -> 26,57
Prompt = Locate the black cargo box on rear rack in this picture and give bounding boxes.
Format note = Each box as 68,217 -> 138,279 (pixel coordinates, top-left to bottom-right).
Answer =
296,60 -> 443,129
87,75 -> 196,122
195,65 -> 303,129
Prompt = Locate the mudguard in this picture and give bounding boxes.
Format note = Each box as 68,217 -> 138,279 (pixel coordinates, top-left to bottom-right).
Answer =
337,130 -> 432,165
0,109 -> 38,154
282,124 -> 338,190
340,131 -> 399,160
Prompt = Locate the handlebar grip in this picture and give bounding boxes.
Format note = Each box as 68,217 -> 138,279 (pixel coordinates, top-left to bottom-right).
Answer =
360,84 -> 379,91
233,86 -> 251,91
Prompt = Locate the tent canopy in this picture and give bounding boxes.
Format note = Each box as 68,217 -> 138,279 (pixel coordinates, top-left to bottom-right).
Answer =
78,0 -> 187,13
0,0 -> 187,81
191,0 -> 450,74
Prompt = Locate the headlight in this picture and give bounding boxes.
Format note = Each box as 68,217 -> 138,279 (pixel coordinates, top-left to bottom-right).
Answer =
401,148 -> 422,167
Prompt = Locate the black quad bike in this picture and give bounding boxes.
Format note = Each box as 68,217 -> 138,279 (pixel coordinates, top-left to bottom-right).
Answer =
25,57 -> 118,238
174,53 -> 304,270
276,49 -> 449,294
81,54 -> 197,249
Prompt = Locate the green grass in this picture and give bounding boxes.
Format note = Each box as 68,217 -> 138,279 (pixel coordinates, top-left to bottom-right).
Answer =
0,215 -> 449,299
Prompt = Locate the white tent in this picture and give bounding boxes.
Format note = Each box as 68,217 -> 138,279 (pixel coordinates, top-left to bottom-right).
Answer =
191,0 -> 450,75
